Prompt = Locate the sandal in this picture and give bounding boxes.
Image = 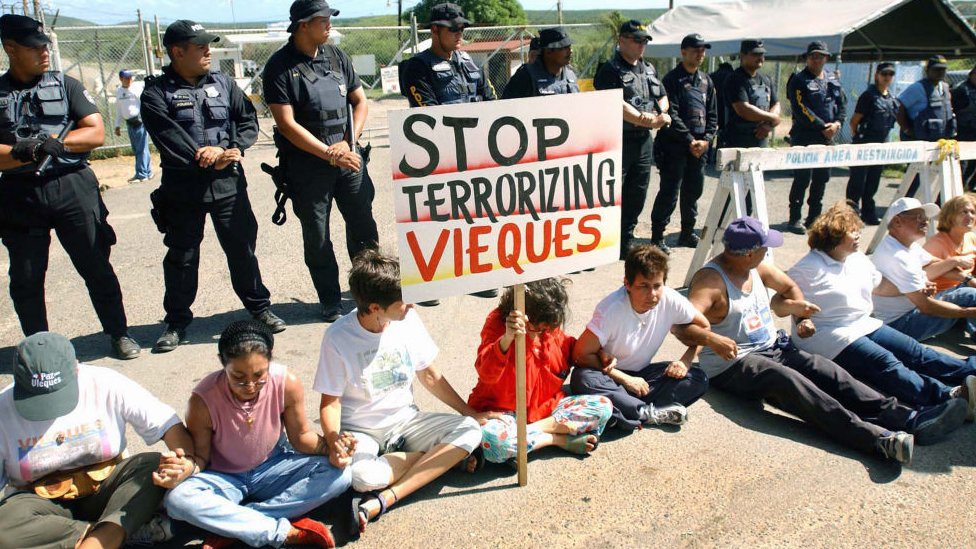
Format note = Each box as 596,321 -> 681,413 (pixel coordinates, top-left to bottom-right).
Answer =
348,489 -> 392,539
565,432 -> 599,455
453,447 -> 485,474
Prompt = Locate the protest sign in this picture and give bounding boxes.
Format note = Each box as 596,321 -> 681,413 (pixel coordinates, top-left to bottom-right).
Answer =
388,89 -> 623,303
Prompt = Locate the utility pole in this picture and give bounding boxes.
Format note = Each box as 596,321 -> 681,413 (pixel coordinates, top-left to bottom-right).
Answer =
397,0 -> 402,43
557,0 -> 563,25
32,0 -> 43,25
669,0 -> 674,9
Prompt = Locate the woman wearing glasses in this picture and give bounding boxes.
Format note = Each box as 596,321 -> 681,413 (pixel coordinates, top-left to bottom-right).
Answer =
845,62 -> 901,226
164,320 -> 351,549
468,278 -> 612,465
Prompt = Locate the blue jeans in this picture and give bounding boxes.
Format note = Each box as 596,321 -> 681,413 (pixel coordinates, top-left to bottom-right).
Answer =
834,325 -> 958,406
888,284 -> 976,341
164,443 -> 351,548
126,122 -> 152,179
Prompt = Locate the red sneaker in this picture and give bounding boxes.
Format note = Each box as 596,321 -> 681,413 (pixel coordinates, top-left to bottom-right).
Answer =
202,534 -> 237,549
289,517 -> 336,548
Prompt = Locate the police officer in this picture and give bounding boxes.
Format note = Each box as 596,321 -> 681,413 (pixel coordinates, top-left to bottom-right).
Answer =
846,62 -> 899,225
398,3 -> 498,304
262,0 -> 378,322
526,36 -> 541,65
141,20 -> 284,353
710,61 -> 734,151
593,20 -> 671,258
400,3 -> 495,108
724,39 -> 780,149
650,33 -> 717,252
952,65 -> 976,190
0,15 -> 140,359
502,27 -> 579,98
786,40 -> 846,234
898,55 -> 955,143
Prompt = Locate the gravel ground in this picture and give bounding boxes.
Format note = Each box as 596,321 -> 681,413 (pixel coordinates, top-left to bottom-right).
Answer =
0,98 -> 973,548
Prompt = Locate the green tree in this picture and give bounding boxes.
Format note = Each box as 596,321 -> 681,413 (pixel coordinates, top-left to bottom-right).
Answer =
601,10 -> 626,39
409,0 -> 528,26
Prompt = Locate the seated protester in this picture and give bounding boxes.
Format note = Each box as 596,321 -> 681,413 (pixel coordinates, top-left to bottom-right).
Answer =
164,320 -> 350,549
787,202 -> 971,433
0,332 -> 196,549
570,245 -> 710,429
469,278 -> 613,464
873,197 -> 976,343
924,194 -> 976,294
683,217 -> 963,464
314,250 -> 484,538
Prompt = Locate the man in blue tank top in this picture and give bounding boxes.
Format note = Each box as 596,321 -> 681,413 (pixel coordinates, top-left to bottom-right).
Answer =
681,217 -> 966,464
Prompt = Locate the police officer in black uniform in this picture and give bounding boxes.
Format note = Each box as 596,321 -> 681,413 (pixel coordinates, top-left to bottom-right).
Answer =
593,20 -> 671,258
897,55 -> 955,198
0,15 -> 140,359
786,40 -> 846,234
651,33 -> 717,252
846,62 -> 899,225
399,3 -> 498,304
952,66 -> 976,190
724,39 -> 780,149
263,0 -> 378,322
710,61 -> 734,151
502,27 -> 579,98
141,20 -> 284,353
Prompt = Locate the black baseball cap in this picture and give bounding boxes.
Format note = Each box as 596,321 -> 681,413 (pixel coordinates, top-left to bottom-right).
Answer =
288,0 -> 340,33
804,40 -> 830,57
429,3 -> 471,29
163,20 -> 220,47
13,332 -> 79,422
619,20 -> 651,41
681,33 -> 710,49
877,62 -> 896,73
927,55 -> 948,69
529,36 -> 540,52
740,39 -> 766,55
539,27 -> 573,49
0,14 -> 51,47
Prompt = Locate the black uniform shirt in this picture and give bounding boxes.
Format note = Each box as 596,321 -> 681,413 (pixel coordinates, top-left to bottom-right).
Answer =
400,50 -> 495,107
660,64 -> 718,144
0,73 -> 99,132
593,51 -> 666,122
724,67 -> 778,129
262,39 -> 361,106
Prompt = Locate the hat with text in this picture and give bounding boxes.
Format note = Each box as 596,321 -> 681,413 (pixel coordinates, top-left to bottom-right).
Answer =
287,0 -> 340,33
680,33 -> 710,49
876,62 -> 895,73
538,26 -> 573,49
619,20 -> 651,41
887,197 -> 940,220
0,14 -> 50,47
163,20 -> 220,47
13,332 -> 79,422
804,40 -> 830,57
927,54 -> 948,69
723,217 -> 784,252
740,39 -> 766,55
428,3 -> 471,29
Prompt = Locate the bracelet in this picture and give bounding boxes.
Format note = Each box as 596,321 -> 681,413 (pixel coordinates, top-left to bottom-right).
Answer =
964,274 -> 974,285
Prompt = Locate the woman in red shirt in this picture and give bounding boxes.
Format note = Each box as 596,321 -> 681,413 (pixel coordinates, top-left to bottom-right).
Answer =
468,278 -> 612,464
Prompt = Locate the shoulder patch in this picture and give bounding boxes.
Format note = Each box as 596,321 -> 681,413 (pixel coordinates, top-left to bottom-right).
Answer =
83,89 -> 96,105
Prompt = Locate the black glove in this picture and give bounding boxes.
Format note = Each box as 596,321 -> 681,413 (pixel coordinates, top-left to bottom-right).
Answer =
36,135 -> 65,159
10,138 -> 43,162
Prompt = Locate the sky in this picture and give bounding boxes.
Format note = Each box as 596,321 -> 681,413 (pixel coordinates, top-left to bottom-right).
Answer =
43,0 -> 726,25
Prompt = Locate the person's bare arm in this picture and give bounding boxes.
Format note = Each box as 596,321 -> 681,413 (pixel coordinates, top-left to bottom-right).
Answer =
680,269 -> 739,360
849,112 -> 863,135
905,290 -> 976,318
923,256 -> 972,280
416,364 -> 501,424
153,394 -> 210,489
731,100 -> 779,125
282,372 -> 328,455
758,262 -> 820,320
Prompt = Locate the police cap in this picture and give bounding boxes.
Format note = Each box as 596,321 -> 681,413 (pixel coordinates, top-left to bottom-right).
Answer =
287,0 -> 340,33
876,62 -> 895,74
529,36 -> 540,52
804,40 -> 830,57
740,39 -> 765,55
539,27 -> 573,49
163,20 -> 220,47
619,20 -> 651,41
926,55 -> 948,70
429,3 -> 471,29
680,33 -> 711,50
0,14 -> 51,48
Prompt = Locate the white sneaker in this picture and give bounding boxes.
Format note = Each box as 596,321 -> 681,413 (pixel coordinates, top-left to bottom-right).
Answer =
125,513 -> 173,546
966,375 -> 976,422
641,403 -> 688,426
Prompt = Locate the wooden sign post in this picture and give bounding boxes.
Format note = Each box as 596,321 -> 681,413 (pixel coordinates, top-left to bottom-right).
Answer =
513,283 -> 528,486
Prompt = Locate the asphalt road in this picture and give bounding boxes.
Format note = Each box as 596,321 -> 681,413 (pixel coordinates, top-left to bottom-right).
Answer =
1,98 -> 974,548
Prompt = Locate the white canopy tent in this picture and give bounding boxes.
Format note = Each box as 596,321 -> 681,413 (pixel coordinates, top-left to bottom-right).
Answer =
644,0 -> 976,60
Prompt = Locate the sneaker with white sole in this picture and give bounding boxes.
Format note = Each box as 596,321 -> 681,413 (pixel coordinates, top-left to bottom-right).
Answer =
965,375 -> 976,422
125,514 -> 173,546
876,431 -> 914,465
641,403 -> 688,426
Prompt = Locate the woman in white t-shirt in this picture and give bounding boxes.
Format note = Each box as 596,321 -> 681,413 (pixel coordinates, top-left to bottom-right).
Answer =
787,202 -> 972,439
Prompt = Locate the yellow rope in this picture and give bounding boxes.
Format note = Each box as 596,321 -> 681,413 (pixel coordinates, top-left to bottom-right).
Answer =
936,138 -> 960,162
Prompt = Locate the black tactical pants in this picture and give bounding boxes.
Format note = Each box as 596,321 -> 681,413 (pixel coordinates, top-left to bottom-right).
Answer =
619,130 -> 653,256
788,132 -> 832,225
0,167 -> 128,337
157,180 -> 271,329
651,140 -> 707,237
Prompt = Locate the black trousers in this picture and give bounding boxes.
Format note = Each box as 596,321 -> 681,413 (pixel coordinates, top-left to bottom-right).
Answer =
788,133 -> 832,224
285,152 -> 379,309
711,345 -> 915,454
0,167 -> 128,337
651,140 -> 706,237
158,180 -> 271,329
619,131 -> 653,255
845,165 -> 883,219
571,362 -> 709,429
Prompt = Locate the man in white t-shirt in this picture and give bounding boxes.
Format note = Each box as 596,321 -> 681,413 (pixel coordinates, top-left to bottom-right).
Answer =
0,332 -> 196,549
113,69 -> 152,183
570,245 -> 711,429
314,250 -> 487,538
873,197 -> 976,344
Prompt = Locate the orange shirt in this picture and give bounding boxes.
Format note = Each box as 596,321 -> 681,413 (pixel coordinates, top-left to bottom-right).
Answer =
923,231 -> 976,292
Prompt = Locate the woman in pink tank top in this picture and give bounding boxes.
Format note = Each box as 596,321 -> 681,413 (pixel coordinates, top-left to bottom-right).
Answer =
162,320 -> 352,549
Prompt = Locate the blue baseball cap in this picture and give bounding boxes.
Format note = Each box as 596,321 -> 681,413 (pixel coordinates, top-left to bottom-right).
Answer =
119,69 -> 134,78
723,217 -> 784,252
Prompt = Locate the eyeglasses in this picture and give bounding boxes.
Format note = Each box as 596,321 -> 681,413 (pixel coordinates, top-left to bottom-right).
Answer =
627,36 -> 650,44
232,378 -> 268,388
880,71 -> 895,76
446,26 -> 465,33
897,212 -> 928,223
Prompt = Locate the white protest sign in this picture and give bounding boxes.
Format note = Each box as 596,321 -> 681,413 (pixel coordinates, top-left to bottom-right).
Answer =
388,90 -> 623,303
381,65 -> 400,94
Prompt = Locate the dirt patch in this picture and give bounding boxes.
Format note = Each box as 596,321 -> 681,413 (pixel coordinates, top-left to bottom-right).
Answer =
89,151 -> 162,190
